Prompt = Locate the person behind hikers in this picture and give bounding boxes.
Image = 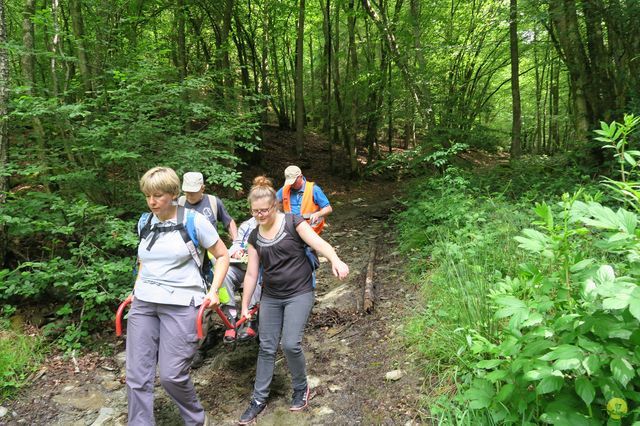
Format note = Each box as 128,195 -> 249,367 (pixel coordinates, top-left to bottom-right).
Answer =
190,216 -> 263,369
181,171 -> 238,241
126,166 -> 229,426
237,176 -> 349,425
276,165 -> 332,235
182,171 -> 238,349
220,216 -> 262,343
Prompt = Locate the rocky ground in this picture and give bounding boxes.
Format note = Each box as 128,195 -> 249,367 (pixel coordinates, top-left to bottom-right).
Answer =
2,128 -> 428,425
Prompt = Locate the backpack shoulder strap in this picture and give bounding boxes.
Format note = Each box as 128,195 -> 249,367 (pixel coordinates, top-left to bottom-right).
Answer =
177,196 -> 186,206
287,213 -> 319,272
185,209 -> 200,249
176,206 -> 203,270
206,194 -> 218,222
138,212 -> 153,239
285,214 -> 303,243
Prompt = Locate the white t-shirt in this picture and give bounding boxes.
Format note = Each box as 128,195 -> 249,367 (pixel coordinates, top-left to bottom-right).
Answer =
134,211 -> 219,306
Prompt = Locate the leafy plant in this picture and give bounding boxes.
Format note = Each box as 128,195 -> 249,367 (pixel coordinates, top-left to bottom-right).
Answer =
456,117 -> 640,424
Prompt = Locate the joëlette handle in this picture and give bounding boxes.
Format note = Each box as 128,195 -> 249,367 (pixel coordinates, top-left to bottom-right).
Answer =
196,299 -> 235,339
235,304 -> 260,328
115,294 -> 134,337
196,301 -> 260,339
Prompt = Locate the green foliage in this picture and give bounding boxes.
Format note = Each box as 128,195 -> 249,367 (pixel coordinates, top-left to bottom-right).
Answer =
597,114 -> 640,213
367,143 -> 469,179
422,116 -> 640,424
3,64 -> 262,351
473,154 -> 594,202
596,114 -> 640,183
459,193 -> 640,423
399,121 -> 640,423
1,192 -> 137,351
8,65 -> 260,206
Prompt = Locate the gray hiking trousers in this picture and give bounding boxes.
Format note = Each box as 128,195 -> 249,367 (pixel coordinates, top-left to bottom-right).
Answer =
222,264 -> 262,316
125,298 -> 205,426
252,291 -> 315,402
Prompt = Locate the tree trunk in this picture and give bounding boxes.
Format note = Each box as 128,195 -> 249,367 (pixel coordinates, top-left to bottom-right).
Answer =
233,17 -> 251,94
260,8 -> 272,127
69,0 -> 93,94
308,33 -> 316,126
0,0 -> 9,264
221,0 -> 235,98
271,28 -> 288,128
361,0 -> 435,130
322,0 -> 334,169
549,58 -> 560,153
49,0 -> 62,97
548,0 -> 593,145
22,0 -> 50,191
294,0 -> 306,158
332,2 -> 348,166
509,0 -> 522,158
176,0 -> 187,79
345,0 -> 359,175
21,0 -> 36,88
387,60 -> 393,153
365,40 -> 388,164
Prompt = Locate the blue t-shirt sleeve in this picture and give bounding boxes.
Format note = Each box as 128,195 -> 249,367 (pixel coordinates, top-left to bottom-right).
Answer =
215,198 -> 233,228
276,187 -> 283,202
312,185 -> 330,208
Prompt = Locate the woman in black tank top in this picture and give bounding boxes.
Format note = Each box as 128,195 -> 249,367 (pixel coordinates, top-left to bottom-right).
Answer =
237,176 -> 349,425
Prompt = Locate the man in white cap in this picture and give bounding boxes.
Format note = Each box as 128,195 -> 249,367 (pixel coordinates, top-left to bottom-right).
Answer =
276,165 -> 332,235
180,171 -> 238,241
180,171 -> 239,369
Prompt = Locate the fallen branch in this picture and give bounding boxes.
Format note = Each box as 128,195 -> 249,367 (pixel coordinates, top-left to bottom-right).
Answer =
362,241 -> 377,313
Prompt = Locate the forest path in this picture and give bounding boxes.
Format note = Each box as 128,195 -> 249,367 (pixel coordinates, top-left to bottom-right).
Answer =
4,129 -> 427,425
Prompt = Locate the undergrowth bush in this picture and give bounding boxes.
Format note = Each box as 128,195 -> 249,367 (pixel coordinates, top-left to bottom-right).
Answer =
0,194 -> 138,350
2,65 -> 261,351
404,115 -> 640,424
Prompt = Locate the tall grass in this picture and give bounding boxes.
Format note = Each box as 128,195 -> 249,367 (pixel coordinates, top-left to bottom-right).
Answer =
398,163 -> 587,423
405,196 -> 529,364
0,324 -> 44,400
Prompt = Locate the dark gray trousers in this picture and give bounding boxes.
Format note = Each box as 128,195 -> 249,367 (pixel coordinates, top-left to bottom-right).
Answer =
252,291 -> 315,402
126,299 -> 205,425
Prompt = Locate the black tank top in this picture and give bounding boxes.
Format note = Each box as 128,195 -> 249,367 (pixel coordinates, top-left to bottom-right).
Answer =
248,213 -> 313,299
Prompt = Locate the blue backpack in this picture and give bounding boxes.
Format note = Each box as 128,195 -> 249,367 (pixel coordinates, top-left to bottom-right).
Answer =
137,206 -> 213,286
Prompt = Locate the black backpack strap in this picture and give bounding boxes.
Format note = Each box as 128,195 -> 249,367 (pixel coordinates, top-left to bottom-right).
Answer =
143,207 -> 188,252
140,206 -> 206,287
139,213 -> 154,240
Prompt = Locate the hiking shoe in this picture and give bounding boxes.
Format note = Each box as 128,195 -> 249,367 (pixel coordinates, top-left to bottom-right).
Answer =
223,328 -> 236,344
190,350 -> 206,369
237,320 -> 258,342
290,385 -> 310,411
238,399 -> 266,424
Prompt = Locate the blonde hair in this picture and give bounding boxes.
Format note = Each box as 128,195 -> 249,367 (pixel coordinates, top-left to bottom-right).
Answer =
140,166 -> 181,197
248,176 -> 276,205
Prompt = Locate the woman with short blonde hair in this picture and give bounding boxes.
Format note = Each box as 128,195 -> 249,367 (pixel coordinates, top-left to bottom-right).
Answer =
126,166 -> 229,426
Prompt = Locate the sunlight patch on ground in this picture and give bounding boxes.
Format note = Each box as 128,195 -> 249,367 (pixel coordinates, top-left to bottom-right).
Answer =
315,283 -> 351,308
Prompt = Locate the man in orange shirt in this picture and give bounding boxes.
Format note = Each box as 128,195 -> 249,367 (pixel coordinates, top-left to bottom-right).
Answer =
276,165 -> 332,235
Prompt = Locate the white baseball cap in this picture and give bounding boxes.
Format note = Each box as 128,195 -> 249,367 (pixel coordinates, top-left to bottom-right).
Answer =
182,172 -> 204,192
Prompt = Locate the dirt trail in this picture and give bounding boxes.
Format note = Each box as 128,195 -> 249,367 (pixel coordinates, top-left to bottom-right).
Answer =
3,130 -> 426,425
